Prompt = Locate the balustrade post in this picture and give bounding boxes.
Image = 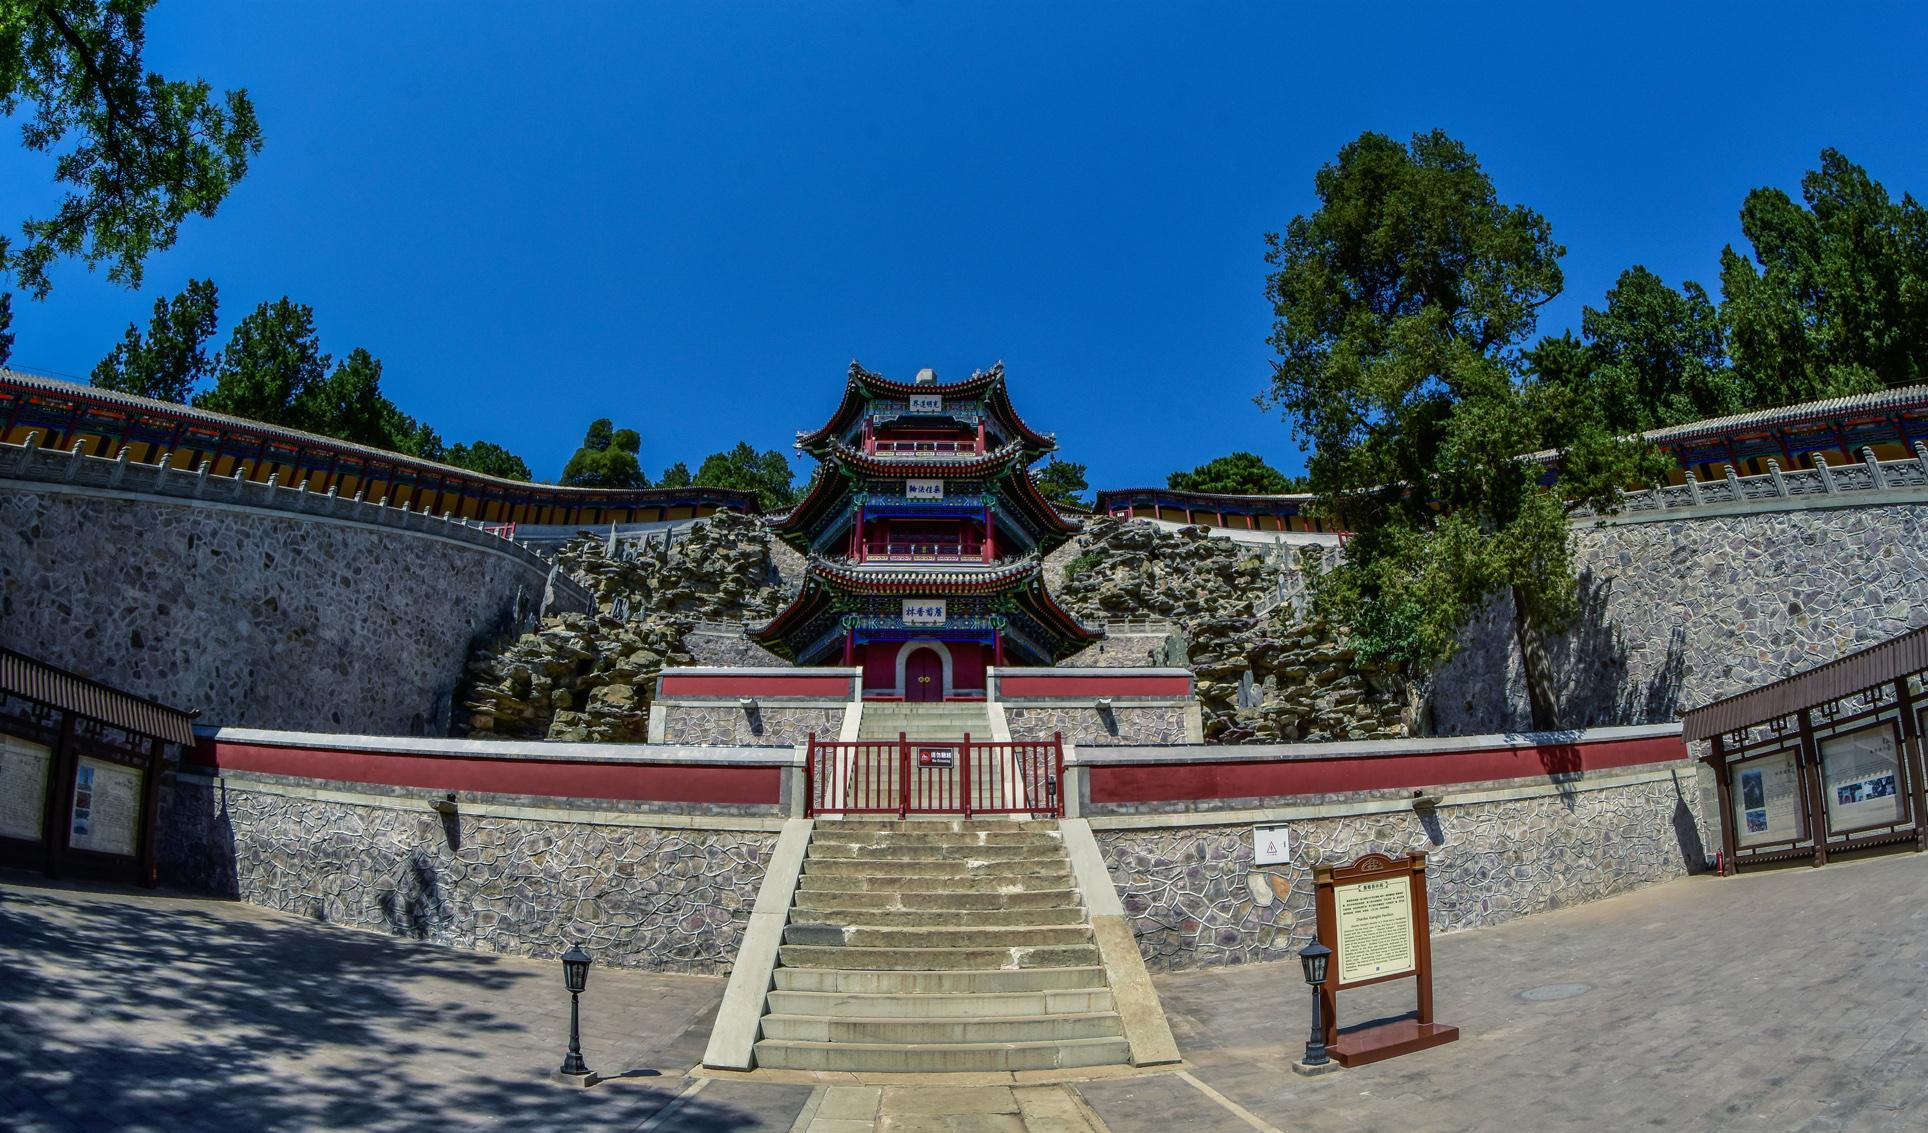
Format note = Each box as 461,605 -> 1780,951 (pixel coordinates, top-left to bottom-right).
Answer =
899,731 -> 911,819
1814,454 -> 1836,493
962,733 -> 973,818
1683,471 -> 1702,506
1768,459 -> 1787,497
1863,446 -> 1886,489
804,734 -> 816,817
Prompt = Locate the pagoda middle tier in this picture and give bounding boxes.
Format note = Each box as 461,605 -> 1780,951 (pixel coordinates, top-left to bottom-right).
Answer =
751,362 -> 1098,698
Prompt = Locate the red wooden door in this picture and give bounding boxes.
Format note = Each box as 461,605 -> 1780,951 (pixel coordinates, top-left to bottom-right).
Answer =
905,648 -> 943,701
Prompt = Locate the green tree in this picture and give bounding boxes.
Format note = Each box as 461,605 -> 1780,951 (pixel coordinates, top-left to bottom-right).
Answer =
1167,451 -> 1308,494
1263,129 -> 1654,730
1032,457 -> 1089,509
1,0 -> 263,297
657,460 -> 692,488
444,440 -> 530,481
688,442 -> 797,510
0,292 -> 12,366
193,296 -> 327,425
560,417 -> 647,488
1720,149 -> 1928,403
290,346 -> 394,448
1531,267 -> 1741,432
88,275 -> 217,401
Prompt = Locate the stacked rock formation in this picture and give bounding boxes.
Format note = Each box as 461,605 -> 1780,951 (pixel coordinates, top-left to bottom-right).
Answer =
1054,517 -> 1409,743
458,512 -> 789,742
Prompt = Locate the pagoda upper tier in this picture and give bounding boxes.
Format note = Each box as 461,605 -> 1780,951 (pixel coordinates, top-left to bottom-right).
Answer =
752,361 -> 1097,689
795,361 -> 1057,460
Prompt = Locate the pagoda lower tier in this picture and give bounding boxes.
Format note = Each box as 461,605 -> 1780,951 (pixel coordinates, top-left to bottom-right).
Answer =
747,556 -> 1099,700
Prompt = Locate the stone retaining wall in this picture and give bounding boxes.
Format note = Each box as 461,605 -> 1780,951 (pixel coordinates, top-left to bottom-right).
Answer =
652,703 -> 846,746
160,772 -> 774,974
0,482 -> 582,734
1005,704 -> 1197,744
1430,501 -> 1928,735
1094,762 -> 1709,970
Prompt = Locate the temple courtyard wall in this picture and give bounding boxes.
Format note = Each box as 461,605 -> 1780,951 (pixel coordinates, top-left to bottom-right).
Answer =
153,724 -> 1706,974
1429,496 -> 1928,734
1,443 -> 590,735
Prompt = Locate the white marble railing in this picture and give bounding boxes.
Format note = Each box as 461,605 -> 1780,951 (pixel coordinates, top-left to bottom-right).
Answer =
1581,443 -> 1928,519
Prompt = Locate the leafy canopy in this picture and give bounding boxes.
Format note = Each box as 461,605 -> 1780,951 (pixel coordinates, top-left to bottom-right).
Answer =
1719,148 -> 1928,403
444,440 -> 531,481
1168,451 -> 1308,495
0,0 -> 263,297
0,291 -> 12,366
1032,457 -> 1089,509
560,418 -> 647,488
689,442 -> 797,511
88,275 -> 217,401
1263,129 -> 1657,683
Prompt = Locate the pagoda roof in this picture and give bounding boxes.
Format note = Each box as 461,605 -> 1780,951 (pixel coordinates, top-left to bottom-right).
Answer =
748,554 -> 1100,660
795,361 -> 1057,456
824,438 -> 1029,479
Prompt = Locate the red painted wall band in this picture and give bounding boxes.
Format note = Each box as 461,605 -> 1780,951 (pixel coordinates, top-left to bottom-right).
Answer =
999,675 -> 1192,698
188,740 -> 781,805
658,674 -> 853,698
1087,733 -> 1686,804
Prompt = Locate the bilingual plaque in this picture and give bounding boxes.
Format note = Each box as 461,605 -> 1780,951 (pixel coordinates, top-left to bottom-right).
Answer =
1731,748 -> 1807,847
69,757 -> 142,857
1820,725 -> 1907,832
1335,875 -> 1417,984
0,736 -> 52,841
908,394 -> 943,414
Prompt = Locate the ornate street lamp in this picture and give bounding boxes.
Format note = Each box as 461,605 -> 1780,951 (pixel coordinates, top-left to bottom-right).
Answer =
558,943 -> 594,1083
1298,940 -> 1332,1067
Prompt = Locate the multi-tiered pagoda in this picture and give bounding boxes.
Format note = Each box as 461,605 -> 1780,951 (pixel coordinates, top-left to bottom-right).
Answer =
750,363 -> 1098,699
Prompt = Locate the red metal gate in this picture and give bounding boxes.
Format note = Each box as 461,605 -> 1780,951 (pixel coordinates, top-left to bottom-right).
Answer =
804,732 -> 1064,818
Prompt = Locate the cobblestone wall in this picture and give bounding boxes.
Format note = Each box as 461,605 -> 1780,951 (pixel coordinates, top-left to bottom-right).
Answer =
1430,503 -> 1928,734
160,775 -> 773,974
1095,765 -> 1708,970
656,703 -> 844,745
0,485 -> 573,733
1005,704 -> 1194,744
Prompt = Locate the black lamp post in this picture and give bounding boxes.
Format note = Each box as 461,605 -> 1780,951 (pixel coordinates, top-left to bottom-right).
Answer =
1298,940 -> 1332,1067
559,943 -> 593,1081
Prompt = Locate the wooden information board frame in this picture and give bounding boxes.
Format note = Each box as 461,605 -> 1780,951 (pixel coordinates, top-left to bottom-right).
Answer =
1313,851 -> 1459,1067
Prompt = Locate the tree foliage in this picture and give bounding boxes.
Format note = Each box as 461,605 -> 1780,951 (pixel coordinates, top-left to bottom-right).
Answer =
192,296 -> 326,425
690,442 -> 796,511
88,275 -> 216,400
1264,130 -> 1658,727
1168,451 -> 1308,495
444,440 -> 530,481
1032,457 -> 1089,509
0,291 -> 12,366
560,417 -> 647,488
0,0 -> 263,297
1719,148 -> 1928,402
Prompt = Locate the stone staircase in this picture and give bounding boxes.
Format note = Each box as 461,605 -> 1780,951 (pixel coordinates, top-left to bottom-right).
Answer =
751,817 -> 1133,1073
857,701 -> 996,742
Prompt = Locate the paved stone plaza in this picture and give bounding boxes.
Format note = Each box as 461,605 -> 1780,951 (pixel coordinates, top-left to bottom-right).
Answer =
6,851 -> 1928,1131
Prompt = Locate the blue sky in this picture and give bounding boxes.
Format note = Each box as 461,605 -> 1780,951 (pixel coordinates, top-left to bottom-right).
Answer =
3,2 -> 1925,488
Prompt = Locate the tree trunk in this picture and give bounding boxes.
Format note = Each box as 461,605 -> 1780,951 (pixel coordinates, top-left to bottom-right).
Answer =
1511,585 -> 1560,733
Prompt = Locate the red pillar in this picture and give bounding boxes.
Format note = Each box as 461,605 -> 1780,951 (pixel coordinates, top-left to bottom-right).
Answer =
984,507 -> 995,562
977,421 -> 986,453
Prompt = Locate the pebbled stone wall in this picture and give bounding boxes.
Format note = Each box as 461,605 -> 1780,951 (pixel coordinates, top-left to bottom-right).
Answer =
160,774 -> 773,974
0,485 -> 577,734
1096,764 -> 1708,970
1005,704 -> 1195,744
655,703 -> 844,746
1429,502 -> 1928,734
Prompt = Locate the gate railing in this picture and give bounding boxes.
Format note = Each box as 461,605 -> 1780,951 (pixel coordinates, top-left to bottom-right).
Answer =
804,732 -> 1064,818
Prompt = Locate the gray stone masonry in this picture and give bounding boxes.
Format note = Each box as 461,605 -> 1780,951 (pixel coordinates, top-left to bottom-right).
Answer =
159,772 -> 774,974
0,482 -> 577,734
1431,501 -> 1928,734
1094,762 -> 1708,970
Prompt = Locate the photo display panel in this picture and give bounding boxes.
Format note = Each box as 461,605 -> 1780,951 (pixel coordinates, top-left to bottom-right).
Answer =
0,735 -> 52,841
1820,725 -> 1907,832
1731,748 -> 1807,848
68,756 -> 142,857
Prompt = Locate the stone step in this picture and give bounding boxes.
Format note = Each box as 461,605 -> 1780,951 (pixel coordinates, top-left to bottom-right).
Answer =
758,1010 -> 1125,1045
777,943 -> 1102,971
771,965 -> 1110,995
791,887 -> 1084,912
751,1036 -> 1132,1074
820,818 -> 1058,833
783,923 -> 1093,949
789,905 -> 1087,927
797,873 -> 1074,895
765,987 -> 1115,1019
802,857 -> 1072,879
806,841 -> 1066,862
811,829 -> 1063,848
